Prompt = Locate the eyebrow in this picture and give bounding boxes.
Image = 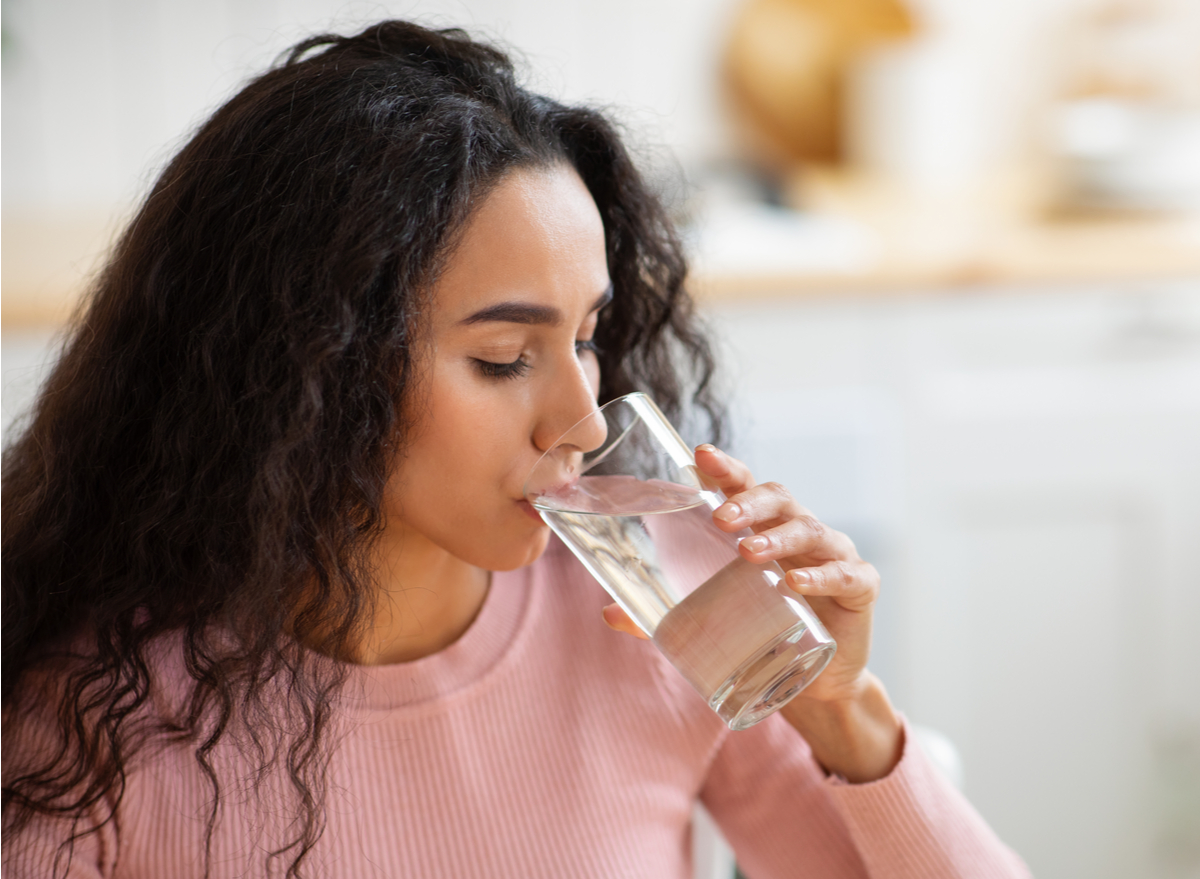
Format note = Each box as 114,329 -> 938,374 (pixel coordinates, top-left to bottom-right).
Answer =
460,284 -> 613,327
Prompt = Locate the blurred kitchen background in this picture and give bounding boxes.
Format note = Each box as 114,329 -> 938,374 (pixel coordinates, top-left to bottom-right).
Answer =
4,1 -> 1200,877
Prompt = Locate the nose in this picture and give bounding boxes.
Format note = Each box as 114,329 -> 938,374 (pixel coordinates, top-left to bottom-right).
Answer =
525,359 -> 608,502
532,357 -> 606,456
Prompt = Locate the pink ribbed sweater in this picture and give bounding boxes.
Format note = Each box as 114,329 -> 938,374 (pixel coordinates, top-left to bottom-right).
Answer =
4,540 -> 1030,878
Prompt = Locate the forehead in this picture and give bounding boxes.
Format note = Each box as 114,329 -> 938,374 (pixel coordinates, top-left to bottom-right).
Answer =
430,164 -> 610,326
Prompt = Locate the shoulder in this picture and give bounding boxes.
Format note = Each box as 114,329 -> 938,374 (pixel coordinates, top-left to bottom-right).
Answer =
3,629 -> 195,770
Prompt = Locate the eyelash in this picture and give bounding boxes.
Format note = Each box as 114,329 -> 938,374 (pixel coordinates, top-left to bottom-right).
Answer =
474,340 -> 601,381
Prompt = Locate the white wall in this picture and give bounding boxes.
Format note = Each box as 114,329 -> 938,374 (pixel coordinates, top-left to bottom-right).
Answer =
0,0 -> 739,211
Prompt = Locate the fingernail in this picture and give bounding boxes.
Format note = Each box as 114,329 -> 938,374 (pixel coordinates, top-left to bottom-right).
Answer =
744,535 -> 768,552
788,570 -> 810,586
714,503 -> 740,522
697,443 -> 718,454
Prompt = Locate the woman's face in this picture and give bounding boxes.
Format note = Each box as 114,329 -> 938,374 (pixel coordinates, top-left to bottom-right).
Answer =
384,163 -> 611,571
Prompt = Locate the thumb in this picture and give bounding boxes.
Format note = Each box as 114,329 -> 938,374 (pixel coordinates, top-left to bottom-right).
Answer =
602,604 -> 651,640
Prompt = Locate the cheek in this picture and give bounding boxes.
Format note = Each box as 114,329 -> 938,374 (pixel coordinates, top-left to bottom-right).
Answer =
400,394 -> 504,501
381,371 -> 550,567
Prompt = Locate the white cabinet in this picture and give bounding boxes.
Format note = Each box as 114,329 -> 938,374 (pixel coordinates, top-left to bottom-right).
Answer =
706,280 -> 1200,879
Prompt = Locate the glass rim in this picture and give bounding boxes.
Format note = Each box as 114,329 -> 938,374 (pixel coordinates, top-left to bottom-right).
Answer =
522,391 -> 654,501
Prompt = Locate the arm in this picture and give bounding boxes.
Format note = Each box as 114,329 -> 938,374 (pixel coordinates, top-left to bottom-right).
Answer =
699,710 -> 1032,879
779,670 -> 902,784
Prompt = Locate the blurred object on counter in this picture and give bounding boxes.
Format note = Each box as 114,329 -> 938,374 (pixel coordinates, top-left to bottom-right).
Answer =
688,0 -> 1200,300
1049,0 -> 1200,213
686,198 -> 879,278
1053,99 -> 1200,211
683,162 -> 879,280
684,163 -> 1200,299
842,37 -> 990,193
722,0 -> 915,170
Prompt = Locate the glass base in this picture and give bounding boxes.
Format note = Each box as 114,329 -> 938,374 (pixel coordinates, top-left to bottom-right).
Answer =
709,622 -> 837,731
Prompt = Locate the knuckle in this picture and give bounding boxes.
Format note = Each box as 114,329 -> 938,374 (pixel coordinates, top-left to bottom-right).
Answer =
758,526 -> 784,549
739,485 -> 774,515
729,490 -> 757,515
830,559 -> 854,584
861,561 -> 881,595
761,481 -> 789,499
799,515 -> 827,541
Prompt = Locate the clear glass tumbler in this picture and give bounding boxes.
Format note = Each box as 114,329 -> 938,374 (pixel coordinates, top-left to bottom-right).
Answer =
524,392 -> 836,731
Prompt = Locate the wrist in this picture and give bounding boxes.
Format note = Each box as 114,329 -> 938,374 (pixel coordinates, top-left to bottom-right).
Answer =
781,671 -> 904,783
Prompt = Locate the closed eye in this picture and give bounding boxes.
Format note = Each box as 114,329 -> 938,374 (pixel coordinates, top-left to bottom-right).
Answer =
475,339 -> 598,381
474,356 -> 531,380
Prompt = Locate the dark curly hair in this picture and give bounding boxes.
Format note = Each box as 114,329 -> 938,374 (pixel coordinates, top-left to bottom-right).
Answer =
1,20 -> 723,878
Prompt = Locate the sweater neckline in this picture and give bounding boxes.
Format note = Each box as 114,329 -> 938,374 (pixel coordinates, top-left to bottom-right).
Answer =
337,562 -> 535,713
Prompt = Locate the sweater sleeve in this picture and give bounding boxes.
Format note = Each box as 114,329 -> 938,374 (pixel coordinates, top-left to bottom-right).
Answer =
699,712 -> 1031,879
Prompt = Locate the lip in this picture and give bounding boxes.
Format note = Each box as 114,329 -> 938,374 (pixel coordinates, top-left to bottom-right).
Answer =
517,499 -> 544,522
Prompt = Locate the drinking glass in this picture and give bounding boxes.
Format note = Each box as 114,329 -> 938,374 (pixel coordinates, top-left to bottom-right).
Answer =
524,392 -> 836,731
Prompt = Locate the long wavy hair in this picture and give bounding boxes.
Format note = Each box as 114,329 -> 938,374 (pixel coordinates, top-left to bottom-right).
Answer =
1,20 -> 723,878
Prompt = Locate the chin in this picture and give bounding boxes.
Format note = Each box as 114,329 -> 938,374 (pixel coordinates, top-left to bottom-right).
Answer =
487,524 -> 553,572
435,508 -> 553,573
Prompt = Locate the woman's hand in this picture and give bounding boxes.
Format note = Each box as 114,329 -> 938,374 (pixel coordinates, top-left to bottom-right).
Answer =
601,444 -> 903,782
601,444 -> 876,698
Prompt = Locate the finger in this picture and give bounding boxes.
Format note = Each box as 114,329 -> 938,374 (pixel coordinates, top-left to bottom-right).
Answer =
737,512 -> 859,564
712,481 -> 807,534
602,603 -> 651,640
694,445 -> 756,497
782,560 -> 879,612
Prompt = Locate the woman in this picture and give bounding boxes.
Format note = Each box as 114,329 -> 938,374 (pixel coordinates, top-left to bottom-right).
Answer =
2,20 -> 1029,878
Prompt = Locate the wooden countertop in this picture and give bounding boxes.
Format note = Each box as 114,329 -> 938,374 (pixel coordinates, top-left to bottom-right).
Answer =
691,168 -> 1200,300
2,207 -> 131,327
690,213 -> 1200,300
5,171 -> 1200,327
